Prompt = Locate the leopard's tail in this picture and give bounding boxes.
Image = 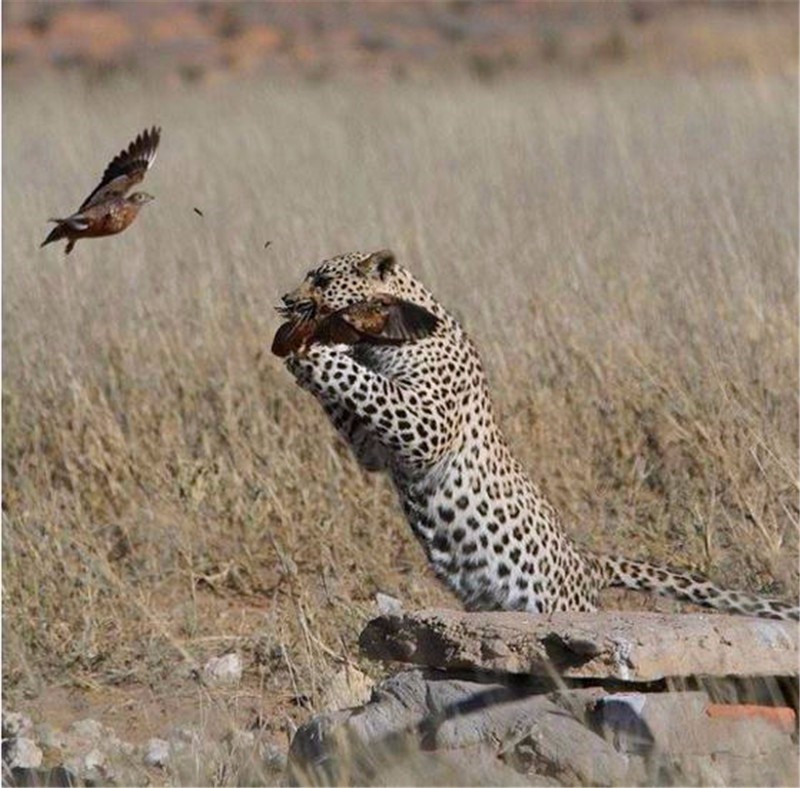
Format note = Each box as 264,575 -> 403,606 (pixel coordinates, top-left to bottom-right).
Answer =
591,553 -> 799,621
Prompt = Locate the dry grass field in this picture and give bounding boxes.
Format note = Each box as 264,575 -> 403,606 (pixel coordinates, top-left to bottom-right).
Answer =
3,67 -> 798,782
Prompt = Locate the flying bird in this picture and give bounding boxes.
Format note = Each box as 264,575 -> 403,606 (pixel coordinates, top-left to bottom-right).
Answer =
41,126 -> 161,255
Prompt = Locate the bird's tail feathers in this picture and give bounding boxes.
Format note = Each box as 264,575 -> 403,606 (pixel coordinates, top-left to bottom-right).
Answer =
41,224 -> 67,248
41,215 -> 90,248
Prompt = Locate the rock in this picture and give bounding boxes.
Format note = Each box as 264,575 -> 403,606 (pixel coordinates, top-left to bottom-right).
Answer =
3,716 -> 139,786
589,691 -> 707,754
290,661 -> 799,787
83,748 -> 105,772
375,592 -> 403,616
261,742 -> 288,773
4,766 -> 77,787
376,746 -> 554,786
1,712 -> 40,773
288,668 -> 627,785
499,706 -> 629,785
203,652 -> 243,685
2,712 -> 33,739
80,747 -> 110,785
319,665 -> 375,712
35,723 -> 66,751
359,609 -> 798,680
143,737 -> 171,768
585,691 -> 798,786
584,690 -> 797,757
4,738 -> 43,770
58,717 -> 135,782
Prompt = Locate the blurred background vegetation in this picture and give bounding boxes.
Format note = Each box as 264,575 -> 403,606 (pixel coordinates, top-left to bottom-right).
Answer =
3,1 -> 796,84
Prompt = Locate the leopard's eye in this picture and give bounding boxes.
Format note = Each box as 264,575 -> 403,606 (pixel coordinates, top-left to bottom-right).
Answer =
311,273 -> 331,290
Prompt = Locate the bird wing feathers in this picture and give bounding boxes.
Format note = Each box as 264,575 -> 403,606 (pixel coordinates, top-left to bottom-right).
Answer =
337,296 -> 440,342
79,126 -> 161,210
271,297 -> 439,358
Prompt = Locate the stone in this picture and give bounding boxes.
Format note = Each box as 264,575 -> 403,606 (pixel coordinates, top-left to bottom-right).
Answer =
319,664 -> 375,712
4,738 -> 43,770
80,747 -> 110,785
203,652 -> 243,685
261,742 -> 288,773
587,691 -> 797,757
499,704 -> 629,785
143,737 -> 171,768
375,592 -> 403,616
3,717 -> 138,786
83,748 -> 105,772
585,690 -> 798,785
290,660 -> 799,787
4,766 -> 77,787
288,668 -> 627,785
359,609 -> 798,680
35,723 -> 66,751
539,686 -> 799,786
376,746 -> 555,786
2,713 -> 33,739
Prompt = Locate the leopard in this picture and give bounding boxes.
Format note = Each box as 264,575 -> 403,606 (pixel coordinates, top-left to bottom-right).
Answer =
279,249 -> 799,621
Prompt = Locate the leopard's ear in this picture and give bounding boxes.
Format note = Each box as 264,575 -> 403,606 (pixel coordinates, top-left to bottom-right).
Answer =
357,249 -> 396,281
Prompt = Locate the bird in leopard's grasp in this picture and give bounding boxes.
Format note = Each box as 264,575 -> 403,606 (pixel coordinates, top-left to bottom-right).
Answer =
275,248 -> 799,622
272,292 -> 440,357
41,126 -> 161,255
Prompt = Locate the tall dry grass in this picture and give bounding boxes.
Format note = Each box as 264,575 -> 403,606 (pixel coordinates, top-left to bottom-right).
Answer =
3,70 -> 798,760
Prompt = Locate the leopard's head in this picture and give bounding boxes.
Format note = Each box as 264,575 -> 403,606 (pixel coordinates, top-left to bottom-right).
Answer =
278,249 -> 439,324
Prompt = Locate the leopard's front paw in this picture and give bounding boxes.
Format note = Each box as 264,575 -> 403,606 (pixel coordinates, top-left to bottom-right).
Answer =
285,353 -> 310,384
285,344 -> 348,391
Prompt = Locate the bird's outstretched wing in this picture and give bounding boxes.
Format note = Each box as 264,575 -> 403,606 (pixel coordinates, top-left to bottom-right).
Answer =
79,126 -> 161,210
271,296 -> 439,358
319,296 -> 440,345
332,295 -> 439,344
